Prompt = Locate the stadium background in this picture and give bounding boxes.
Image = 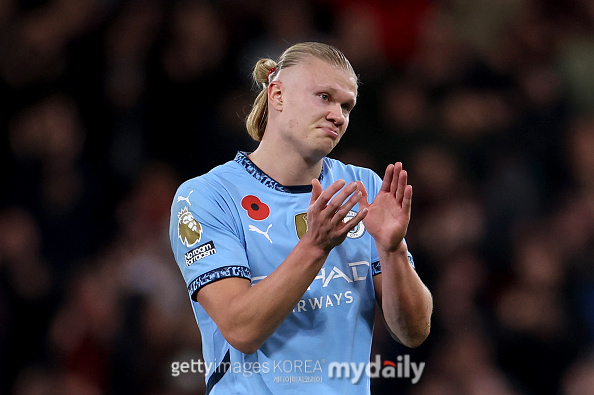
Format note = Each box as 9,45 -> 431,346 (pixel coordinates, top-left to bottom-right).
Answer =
1,0 -> 594,394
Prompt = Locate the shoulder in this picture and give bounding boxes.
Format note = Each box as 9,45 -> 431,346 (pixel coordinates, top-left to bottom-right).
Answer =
171,160 -> 249,227
175,160 -> 242,200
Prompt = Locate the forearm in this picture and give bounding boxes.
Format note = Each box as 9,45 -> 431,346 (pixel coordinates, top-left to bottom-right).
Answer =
197,179 -> 366,354
206,238 -> 328,354
377,242 -> 432,348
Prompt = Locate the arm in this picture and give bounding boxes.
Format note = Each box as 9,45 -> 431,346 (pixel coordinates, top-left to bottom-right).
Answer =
359,163 -> 432,348
196,179 -> 368,354
373,244 -> 432,348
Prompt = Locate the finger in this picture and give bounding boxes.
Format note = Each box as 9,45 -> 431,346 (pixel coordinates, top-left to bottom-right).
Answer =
402,184 -> 413,216
380,164 -> 394,192
310,179 -> 323,207
332,190 -> 362,225
356,181 -> 370,209
313,179 -> 346,210
326,181 -> 358,214
339,207 -> 368,233
395,169 -> 408,205
391,162 -> 403,195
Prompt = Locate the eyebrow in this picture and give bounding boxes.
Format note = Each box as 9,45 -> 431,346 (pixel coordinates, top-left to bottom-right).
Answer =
320,86 -> 357,108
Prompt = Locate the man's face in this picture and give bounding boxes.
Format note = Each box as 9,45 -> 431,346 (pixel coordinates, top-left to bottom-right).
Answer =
272,57 -> 358,160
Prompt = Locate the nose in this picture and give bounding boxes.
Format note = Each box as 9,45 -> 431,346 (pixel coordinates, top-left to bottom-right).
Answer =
326,103 -> 346,126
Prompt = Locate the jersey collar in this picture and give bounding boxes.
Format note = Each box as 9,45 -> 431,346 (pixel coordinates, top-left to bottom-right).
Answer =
234,151 -> 324,194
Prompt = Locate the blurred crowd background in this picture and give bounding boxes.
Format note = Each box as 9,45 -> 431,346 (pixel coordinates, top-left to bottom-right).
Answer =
1,0 -> 594,394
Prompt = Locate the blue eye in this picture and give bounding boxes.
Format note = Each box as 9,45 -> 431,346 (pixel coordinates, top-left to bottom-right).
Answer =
320,94 -> 329,101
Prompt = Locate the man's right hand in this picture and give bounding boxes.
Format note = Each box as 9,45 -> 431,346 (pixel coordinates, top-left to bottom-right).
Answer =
303,179 -> 368,254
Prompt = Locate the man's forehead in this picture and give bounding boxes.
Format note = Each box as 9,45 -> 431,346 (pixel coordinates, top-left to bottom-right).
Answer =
282,58 -> 357,95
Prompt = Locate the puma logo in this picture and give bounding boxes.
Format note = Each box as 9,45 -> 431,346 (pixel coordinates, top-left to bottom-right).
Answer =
177,190 -> 194,205
248,224 -> 273,244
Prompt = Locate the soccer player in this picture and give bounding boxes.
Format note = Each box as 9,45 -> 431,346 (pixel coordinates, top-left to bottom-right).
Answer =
169,42 -> 433,394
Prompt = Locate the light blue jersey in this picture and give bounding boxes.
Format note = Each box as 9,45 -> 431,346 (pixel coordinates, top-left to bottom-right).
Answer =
169,152 -> 414,394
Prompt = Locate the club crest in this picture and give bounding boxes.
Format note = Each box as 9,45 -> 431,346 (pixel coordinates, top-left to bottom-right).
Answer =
294,211 -> 365,239
343,210 -> 365,238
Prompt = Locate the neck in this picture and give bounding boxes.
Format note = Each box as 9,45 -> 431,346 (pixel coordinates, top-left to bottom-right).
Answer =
248,144 -> 323,186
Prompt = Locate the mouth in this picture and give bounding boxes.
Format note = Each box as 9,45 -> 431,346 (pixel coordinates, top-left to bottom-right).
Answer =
319,126 -> 340,139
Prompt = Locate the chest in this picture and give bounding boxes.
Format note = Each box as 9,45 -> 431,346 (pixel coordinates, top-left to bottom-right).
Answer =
234,192 -> 372,284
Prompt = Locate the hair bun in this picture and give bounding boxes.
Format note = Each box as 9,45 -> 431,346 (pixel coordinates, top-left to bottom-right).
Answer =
253,59 -> 278,86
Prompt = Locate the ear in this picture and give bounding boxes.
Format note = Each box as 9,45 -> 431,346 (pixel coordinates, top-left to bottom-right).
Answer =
268,82 -> 283,111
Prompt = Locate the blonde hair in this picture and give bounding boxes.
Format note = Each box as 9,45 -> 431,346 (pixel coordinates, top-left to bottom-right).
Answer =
245,42 -> 357,141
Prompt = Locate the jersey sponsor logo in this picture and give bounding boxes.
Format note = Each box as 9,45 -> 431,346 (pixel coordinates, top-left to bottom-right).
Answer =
252,261 -> 369,289
176,190 -> 194,205
292,262 -> 370,313
294,211 -> 365,239
241,195 -> 270,220
177,207 -> 202,247
293,290 -> 354,313
251,261 -> 370,314
185,241 -> 216,266
248,223 -> 273,243
310,261 -> 369,288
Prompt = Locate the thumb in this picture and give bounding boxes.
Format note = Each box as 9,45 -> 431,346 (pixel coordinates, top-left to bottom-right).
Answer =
310,179 -> 323,206
356,181 -> 370,209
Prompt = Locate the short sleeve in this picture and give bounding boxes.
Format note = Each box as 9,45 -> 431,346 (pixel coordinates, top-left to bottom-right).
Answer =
169,178 -> 251,300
